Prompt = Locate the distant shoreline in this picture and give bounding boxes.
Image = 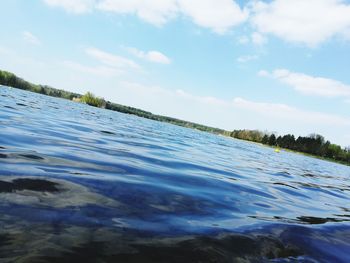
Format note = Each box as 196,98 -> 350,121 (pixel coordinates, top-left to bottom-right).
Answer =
0,70 -> 227,135
1,69 -> 349,166
232,136 -> 350,167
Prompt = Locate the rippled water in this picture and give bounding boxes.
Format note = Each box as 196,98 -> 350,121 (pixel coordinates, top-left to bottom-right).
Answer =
1,86 -> 350,262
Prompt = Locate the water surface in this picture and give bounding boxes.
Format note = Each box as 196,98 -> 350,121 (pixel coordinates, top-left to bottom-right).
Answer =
1,86 -> 350,262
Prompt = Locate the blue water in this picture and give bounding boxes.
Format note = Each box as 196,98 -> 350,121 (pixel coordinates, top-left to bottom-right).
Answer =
0,86 -> 350,262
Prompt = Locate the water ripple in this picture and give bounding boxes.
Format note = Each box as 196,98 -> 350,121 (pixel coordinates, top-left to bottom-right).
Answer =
1,87 -> 350,262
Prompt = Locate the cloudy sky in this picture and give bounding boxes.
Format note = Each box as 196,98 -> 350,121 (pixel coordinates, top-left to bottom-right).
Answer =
1,0 -> 350,146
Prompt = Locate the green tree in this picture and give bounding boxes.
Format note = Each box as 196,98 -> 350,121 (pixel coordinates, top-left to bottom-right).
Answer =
268,134 -> 276,146
261,134 -> 269,145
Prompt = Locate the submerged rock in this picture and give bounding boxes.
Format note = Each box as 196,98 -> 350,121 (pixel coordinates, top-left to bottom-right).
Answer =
0,216 -> 304,263
0,178 -> 59,193
0,177 -> 120,208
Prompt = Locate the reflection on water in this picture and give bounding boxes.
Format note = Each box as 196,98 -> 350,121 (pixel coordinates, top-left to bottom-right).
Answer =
0,86 -> 350,262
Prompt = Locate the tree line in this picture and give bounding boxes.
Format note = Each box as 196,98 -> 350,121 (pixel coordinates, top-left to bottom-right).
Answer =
0,69 -> 225,134
231,129 -> 350,164
1,69 -> 348,165
0,70 -> 80,100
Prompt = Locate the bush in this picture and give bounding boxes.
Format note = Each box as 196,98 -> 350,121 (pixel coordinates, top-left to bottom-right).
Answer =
81,92 -> 105,108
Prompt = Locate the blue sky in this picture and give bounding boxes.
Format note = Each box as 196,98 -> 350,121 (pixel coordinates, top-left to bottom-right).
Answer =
1,0 -> 350,146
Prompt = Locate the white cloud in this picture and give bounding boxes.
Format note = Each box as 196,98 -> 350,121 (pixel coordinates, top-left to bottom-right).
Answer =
236,54 -> 258,63
177,0 -> 248,34
41,0 -> 350,43
237,35 -> 249,44
251,32 -> 267,45
257,70 -> 269,77
44,0 -> 247,33
175,89 -> 229,107
119,81 -> 228,108
233,97 -> 350,127
237,33 -> 267,46
260,69 -> 350,98
22,31 -> 41,45
251,0 -> 350,46
97,0 -> 178,26
63,61 -> 121,77
85,47 -> 140,70
43,0 -> 94,14
63,47 -> 141,77
126,47 -> 171,64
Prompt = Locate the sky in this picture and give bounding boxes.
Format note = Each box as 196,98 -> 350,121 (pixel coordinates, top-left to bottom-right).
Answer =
0,0 -> 350,146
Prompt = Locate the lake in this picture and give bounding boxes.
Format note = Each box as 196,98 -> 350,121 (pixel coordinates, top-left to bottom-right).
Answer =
0,86 -> 350,262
